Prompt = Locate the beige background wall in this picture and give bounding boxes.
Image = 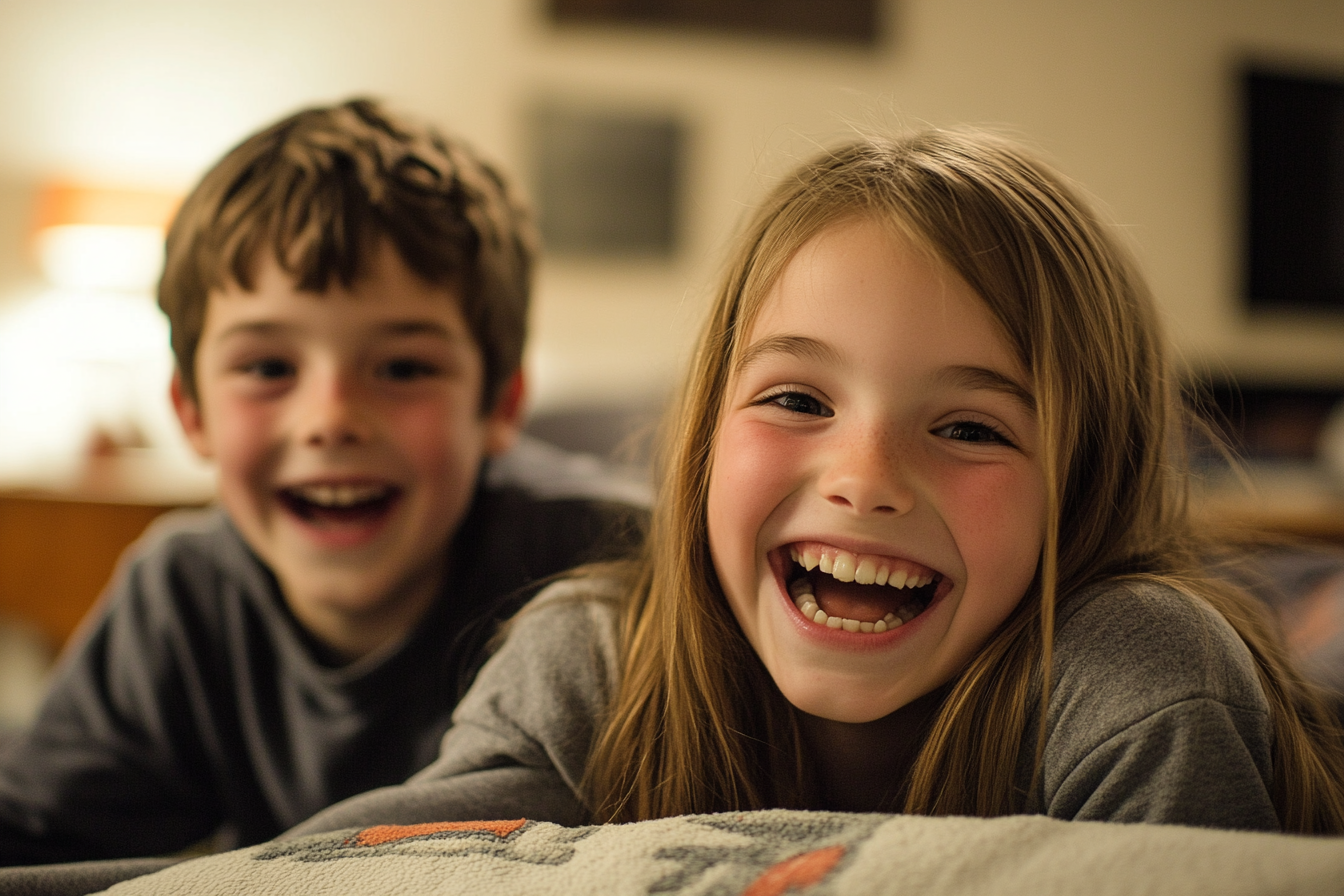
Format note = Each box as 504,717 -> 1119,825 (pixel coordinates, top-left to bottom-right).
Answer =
0,0 -> 1342,415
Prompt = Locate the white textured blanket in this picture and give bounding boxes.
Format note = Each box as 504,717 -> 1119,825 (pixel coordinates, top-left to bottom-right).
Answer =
97,810 -> 1344,896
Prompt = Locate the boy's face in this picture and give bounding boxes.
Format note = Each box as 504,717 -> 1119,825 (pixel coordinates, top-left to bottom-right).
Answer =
173,242 -> 523,659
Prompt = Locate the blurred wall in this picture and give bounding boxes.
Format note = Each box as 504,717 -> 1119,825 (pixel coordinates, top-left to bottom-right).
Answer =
0,0 -> 1341,419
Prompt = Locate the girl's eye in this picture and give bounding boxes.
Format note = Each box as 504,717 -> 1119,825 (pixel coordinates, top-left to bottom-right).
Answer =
243,358 -> 294,380
379,358 -> 439,381
759,389 -> 833,418
935,420 -> 1014,446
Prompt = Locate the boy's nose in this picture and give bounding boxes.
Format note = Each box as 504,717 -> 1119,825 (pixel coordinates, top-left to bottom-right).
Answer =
297,375 -> 371,448
819,427 -> 915,516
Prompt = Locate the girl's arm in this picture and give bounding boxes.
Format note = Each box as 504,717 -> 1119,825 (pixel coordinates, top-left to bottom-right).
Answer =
283,579 -> 621,837
1029,580 -> 1279,831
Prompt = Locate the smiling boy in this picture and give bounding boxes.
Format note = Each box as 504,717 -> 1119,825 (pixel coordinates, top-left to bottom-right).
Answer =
0,99 -> 645,864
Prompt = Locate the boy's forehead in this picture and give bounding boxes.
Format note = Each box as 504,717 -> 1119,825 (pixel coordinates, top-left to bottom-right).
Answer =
226,241 -> 462,302
202,250 -> 474,341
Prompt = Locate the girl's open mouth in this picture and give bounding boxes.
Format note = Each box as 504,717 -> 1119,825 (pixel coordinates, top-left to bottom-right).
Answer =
784,542 -> 943,634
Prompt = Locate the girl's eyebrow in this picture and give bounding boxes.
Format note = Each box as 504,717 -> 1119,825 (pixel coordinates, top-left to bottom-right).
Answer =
734,334 -> 841,373
733,336 -> 1035,413
939,365 -> 1036,413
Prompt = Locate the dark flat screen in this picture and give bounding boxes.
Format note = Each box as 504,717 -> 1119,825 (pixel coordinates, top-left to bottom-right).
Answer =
1244,67 -> 1344,313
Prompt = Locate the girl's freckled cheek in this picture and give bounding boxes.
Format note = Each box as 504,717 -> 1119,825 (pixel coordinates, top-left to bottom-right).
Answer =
715,425 -> 801,493
936,465 -> 1045,576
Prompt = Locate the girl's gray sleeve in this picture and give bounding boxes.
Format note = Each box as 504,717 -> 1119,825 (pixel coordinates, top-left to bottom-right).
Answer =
285,582 -> 620,836
1030,582 -> 1280,831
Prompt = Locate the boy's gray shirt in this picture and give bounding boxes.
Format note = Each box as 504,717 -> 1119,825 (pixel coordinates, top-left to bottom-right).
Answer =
289,575 -> 1279,837
0,437 -> 647,865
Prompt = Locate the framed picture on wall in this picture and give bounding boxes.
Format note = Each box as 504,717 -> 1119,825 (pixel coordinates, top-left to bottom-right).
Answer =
530,99 -> 685,257
546,0 -> 881,46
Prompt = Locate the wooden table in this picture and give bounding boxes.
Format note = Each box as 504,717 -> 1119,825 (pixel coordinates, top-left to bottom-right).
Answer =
1194,469 -> 1344,547
0,494 -> 180,651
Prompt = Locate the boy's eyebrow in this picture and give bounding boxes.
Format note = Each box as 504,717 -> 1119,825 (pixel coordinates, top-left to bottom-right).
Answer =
734,335 -> 841,373
373,320 -> 463,340
939,365 -> 1037,413
212,320 -> 289,342
212,319 -> 465,342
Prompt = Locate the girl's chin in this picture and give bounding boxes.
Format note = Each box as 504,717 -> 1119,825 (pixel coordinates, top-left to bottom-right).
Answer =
777,683 -> 909,725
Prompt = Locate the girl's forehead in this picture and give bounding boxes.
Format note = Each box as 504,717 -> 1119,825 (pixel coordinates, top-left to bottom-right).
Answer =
745,219 -> 979,331
746,212 -> 1033,374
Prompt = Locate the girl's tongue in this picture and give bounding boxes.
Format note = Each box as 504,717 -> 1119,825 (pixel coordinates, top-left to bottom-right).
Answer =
810,577 -> 903,623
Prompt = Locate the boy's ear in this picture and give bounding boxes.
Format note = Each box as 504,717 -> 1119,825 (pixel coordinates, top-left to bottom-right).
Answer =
483,369 -> 526,457
170,369 -> 214,460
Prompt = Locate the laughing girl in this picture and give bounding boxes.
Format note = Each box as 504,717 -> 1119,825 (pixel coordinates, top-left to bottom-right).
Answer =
292,130 -> 1344,836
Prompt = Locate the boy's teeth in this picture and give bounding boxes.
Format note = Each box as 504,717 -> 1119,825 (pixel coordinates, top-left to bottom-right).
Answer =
293,483 -> 388,507
855,559 -> 877,585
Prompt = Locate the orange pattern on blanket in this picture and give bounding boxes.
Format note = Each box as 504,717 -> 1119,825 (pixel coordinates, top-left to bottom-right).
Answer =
355,819 -> 527,846
743,845 -> 846,896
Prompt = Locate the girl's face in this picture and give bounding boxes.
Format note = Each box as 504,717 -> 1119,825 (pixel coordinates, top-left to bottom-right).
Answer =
706,216 -> 1047,724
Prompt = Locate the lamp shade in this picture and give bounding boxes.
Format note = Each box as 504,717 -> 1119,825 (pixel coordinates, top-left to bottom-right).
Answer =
31,184 -> 179,293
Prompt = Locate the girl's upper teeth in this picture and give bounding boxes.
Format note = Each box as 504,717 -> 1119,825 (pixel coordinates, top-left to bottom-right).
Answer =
788,545 -> 934,589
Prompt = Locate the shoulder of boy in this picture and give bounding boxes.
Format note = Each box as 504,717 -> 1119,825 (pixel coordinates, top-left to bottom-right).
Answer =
484,434 -> 652,509
93,504 -> 276,642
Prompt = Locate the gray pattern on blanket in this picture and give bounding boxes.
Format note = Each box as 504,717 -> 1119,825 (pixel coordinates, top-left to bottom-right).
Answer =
241,813 -> 879,895
650,813 -> 882,894
95,809 -> 1344,895
253,819 -> 593,868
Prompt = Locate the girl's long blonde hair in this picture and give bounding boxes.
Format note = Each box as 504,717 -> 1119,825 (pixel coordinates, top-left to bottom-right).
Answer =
583,130 -> 1344,832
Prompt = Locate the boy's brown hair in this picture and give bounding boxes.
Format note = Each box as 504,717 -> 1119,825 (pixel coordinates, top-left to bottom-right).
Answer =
159,97 -> 535,408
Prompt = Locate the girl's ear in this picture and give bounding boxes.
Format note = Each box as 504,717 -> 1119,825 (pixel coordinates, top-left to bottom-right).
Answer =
170,369 -> 214,460
484,368 -> 526,457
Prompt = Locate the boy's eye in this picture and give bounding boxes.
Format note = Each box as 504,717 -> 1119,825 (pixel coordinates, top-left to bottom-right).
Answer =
378,358 -> 439,381
243,358 -> 294,380
759,389 -> 833,418
935,420 -> 1013,446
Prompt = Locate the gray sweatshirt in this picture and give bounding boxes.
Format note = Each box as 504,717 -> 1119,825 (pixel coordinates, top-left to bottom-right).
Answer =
289,576 -> 1279,836
0,438 -> 648,865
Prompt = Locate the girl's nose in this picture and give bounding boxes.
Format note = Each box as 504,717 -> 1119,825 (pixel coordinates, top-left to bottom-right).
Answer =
819,428 -> 915,516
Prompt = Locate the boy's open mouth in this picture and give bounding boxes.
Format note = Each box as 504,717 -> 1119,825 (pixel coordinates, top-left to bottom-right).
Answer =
784,542 -> 942,634
278,482 -> 400,525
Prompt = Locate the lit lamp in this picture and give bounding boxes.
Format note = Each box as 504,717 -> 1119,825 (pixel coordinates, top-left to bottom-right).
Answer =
0,184 -> 214,502
31,184 -> 178,292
